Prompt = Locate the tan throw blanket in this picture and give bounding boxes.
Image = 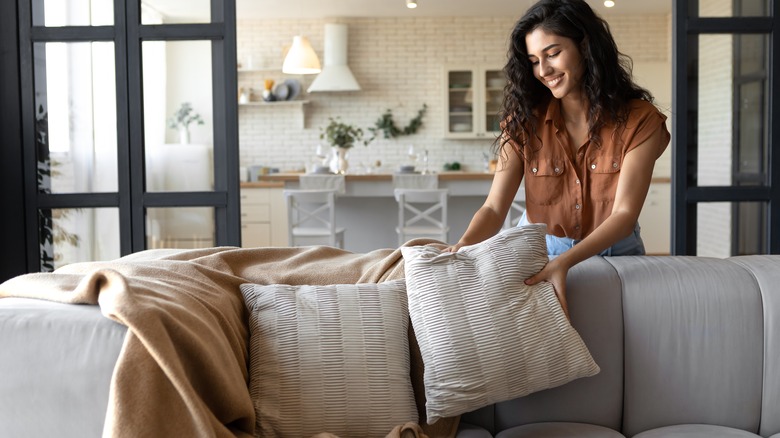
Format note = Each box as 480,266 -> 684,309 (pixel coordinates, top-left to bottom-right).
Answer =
0,241 -> 459,438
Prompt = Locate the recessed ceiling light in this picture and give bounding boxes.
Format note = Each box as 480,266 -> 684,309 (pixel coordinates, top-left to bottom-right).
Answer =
406,0 -> 418,9
604,0 -> 615,7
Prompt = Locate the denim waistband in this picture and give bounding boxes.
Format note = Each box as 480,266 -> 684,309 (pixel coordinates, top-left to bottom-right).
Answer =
517,212 -> 645,256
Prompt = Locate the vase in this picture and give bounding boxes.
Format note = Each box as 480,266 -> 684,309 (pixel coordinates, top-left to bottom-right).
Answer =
178,127 -> 190,145
329,146 -> 350,174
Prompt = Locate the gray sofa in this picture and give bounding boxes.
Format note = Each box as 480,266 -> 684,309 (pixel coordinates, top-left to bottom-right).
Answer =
1,255 -> 779,437
458,255 -> 780,438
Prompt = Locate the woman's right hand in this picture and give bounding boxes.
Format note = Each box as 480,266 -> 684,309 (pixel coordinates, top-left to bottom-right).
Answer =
442,242 -> 466,253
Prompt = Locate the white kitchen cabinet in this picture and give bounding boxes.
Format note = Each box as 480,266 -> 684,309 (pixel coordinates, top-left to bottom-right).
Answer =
443,65 -> 504,139
240,187 -> 288,247
639,181 -> 671,255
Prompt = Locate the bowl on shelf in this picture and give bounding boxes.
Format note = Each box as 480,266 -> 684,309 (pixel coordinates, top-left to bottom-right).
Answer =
451,123 -> 472,132
487,78 -> 506,88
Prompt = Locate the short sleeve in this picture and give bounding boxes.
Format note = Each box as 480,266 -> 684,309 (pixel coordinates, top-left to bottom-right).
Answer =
623,100 -> 671,158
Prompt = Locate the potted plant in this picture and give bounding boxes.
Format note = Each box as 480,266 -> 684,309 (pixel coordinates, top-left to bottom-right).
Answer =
168,102 -> 204,144
320,117 -> 365,174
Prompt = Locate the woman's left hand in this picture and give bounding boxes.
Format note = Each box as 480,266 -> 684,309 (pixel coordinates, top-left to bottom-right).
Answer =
524,257 -> 570,320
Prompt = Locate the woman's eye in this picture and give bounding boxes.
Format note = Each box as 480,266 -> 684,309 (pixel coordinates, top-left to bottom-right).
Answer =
548,51 -> 561,58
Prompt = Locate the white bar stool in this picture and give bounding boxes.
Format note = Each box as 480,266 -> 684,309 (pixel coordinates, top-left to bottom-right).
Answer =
284,189 -> 345,248
392,174 -> 449,245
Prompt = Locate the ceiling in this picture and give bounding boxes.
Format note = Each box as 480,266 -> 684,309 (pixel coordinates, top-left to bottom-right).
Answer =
146,0 -> 671,21
236,0 -> 671,18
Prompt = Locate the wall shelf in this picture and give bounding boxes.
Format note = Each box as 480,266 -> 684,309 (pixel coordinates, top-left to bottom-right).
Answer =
238,100 -> 310,128
238,100 -> 309,107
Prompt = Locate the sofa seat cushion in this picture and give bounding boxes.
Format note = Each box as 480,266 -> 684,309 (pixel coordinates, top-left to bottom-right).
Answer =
494,422 -> 625,437
632,424 -> 761,437
455,422 -> 493,438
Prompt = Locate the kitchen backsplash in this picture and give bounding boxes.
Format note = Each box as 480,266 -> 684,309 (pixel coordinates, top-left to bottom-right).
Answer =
237,14 -> 670,174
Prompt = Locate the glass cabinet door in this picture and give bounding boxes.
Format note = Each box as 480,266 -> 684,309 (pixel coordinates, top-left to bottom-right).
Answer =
445,69 -> 475,137
444,66 -> 504,139
483,69 -> 504,136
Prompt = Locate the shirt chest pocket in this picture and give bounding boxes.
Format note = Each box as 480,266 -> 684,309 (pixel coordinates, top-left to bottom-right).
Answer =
526,159 -> 566,206
587,155 -> 621,202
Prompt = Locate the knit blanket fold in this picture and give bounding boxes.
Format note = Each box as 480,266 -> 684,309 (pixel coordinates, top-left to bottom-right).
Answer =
0,242 -> 458,438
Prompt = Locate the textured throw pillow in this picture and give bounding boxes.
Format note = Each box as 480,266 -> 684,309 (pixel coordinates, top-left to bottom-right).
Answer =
240,280 -> 418,438
401,224 -> 600,424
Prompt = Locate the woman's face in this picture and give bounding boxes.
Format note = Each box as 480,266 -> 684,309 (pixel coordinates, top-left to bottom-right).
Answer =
525,27 -> 585,101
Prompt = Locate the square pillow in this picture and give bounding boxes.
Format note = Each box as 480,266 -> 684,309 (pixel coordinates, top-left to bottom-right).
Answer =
401,224 -> 600,424
240,280 -> 418,438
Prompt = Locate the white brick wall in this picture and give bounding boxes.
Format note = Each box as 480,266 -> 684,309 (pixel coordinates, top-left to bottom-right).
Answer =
696,0 -> 734,258
237,14 -> 670,173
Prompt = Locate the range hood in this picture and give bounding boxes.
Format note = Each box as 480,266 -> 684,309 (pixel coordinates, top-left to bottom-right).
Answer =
307,23 -> 361,92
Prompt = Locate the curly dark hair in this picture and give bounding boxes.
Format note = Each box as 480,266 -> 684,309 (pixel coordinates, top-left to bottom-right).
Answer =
497,0 -> 653,159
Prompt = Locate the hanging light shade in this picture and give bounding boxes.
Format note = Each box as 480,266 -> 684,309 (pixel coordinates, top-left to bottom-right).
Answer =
282,36 -> 321,74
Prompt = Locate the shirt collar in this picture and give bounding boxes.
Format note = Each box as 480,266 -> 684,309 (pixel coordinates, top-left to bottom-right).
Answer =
544,98 -> 565,132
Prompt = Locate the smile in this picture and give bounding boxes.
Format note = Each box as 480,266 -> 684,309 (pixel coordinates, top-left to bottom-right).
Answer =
546,76 -> 563,88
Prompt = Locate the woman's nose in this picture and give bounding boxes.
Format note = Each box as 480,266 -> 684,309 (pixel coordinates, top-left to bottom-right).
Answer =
537,59 -> 552,76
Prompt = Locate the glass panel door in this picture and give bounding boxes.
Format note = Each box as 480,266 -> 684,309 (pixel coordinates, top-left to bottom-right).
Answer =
673,0 -> 777,256
20,0 -> 239,271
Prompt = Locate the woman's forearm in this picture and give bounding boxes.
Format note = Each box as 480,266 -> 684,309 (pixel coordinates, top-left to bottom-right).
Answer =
455,205 -> 506,247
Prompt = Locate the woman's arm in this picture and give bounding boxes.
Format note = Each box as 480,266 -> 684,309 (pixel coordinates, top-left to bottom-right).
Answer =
524,126 -> 664,318
445,141 -> 524,252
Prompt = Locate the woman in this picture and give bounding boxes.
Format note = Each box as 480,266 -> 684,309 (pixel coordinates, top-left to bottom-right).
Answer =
446,0 -> 670,317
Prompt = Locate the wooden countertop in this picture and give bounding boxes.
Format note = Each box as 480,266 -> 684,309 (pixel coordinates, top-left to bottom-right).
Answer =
243,171 -> 495,185
242,173 -> 671,186
240,181 -> 285,188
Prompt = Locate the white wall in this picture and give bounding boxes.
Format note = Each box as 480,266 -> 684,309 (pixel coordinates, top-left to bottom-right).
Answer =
696,0 -> 734,258
237,14 -> 672,174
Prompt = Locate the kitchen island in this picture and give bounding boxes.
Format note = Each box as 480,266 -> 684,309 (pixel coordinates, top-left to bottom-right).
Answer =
242,172 -> 495,253
241,171 -> 672,255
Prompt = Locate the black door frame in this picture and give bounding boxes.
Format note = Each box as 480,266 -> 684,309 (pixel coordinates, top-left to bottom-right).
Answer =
9,0 -> 239,273
672,0 -> 778,255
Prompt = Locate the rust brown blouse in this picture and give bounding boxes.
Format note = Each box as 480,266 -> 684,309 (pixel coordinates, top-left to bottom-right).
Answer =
517,98 -> 670,239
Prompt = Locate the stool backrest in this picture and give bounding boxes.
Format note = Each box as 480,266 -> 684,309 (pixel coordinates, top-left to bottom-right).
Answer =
299,174 -> 346,194
284,189 -> 339,244
394,188 -> 449,245
392,173 -> 438,190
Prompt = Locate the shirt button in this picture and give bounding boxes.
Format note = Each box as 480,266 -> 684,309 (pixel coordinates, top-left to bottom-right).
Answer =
612,162 -> 618,168
575,204 -> 581,210
575,179 -> 580,184
532,167 -> 538,173
575,225 -> 580,230
554,167 -> 560,173
591,164 -> 597,170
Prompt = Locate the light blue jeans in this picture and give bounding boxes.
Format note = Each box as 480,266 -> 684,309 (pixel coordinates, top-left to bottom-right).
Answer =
518,212 -> 646,256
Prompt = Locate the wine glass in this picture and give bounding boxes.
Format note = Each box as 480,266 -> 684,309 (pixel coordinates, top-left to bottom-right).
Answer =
407,144 -> 418,167
315,144 -> 328,165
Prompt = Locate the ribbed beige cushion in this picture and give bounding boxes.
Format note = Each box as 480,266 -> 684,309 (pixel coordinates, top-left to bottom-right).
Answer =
240,280 -> 418,438
401,224 -> 600,424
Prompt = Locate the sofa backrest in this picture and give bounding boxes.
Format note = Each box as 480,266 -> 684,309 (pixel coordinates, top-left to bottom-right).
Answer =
461,255 -> 780,438
731,255 -> 780,438
460,256 -> 625,433
607,256 -> 764,437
